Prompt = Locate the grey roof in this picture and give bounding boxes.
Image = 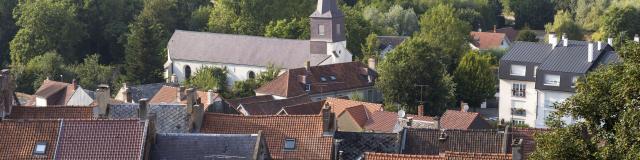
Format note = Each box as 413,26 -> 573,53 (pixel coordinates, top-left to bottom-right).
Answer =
377,36 -> 408,50
539,41 -> 618,73
168,30 -> 328,69
151,133 -> 262,160
501,41 -> 552,63
310,0 -> 343,18
109,104 -> 190,133
128,83 -> 165,103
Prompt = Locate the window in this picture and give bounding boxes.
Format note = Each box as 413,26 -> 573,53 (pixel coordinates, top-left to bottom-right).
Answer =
284,139 -> 296,150
320,77 -> 327,82
511,119 -> 525,125
318,25 -> 325,36
512,83 -> 526,97
336,24 -> 341,35
544,74 -> 560,86
510,65 -> 526,76
305,84 -> 311,92
511,101 -> 526,116
248,71 -> 255,79
329,76 -> 336,81
571,76 -> 579,88
184,65 -> 192,80
533,66 -> 538,77
33,142 -> 47,155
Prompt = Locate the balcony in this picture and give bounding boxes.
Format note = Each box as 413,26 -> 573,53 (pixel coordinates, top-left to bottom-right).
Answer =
511,108 -> 526,116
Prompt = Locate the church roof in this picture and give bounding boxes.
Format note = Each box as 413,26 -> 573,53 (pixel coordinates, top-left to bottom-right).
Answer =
310,0 -> 344,18
168,30 -> 329,69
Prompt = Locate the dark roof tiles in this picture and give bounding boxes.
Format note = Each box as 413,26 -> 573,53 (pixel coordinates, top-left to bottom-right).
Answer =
239,95 -> 312,115
151,133 -> 267,159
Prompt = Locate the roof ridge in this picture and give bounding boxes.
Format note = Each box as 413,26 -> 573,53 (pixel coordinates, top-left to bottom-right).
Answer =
14,105 -> 95,108
174,30 -> 309,43
204,112 -> 322,118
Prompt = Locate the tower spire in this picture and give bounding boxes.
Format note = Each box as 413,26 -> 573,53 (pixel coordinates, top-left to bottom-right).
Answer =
310,0 -> 343,18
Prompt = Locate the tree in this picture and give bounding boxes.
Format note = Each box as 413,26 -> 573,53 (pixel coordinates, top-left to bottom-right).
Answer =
531,41 -> 640,159
0,0 -> 17,66
361,33 -> 380,61
227,80 -> 258,99
68,54 -> 113,91
21,52 -> 69,93
575,0 -> 609,31
597,6 -> 640,47
185,66 -> 228,92
453,51 -> 496,110
254,64 -> 281,85
510,0 -> 555,29
10,0 -> 86,64
376,36 -> 456,115
343,5 -> 373,61
264,18 -> 310,39
544,10 -> 584,40
363,5 -> 418,36
418,4 -> 471,71
516,29 -> 539,42
189,5 -> 211,31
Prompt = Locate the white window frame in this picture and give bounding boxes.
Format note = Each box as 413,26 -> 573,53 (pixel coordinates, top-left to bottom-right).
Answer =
544,74 -> 561,86
512,83 -> 526,97
318,25 -> 325,36
510,65 -> 526,76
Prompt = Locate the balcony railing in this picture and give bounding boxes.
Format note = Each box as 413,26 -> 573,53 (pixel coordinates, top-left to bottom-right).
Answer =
511,108 -> 526,116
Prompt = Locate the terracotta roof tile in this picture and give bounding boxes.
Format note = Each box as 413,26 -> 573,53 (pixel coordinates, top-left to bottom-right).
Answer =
7,106 -> 94,119
364,111 -> 435,133
325,97 -> 383,116
365,152 -> 443,160
471,32 -> 507,50
256,62 -> 376,98
440,110 -> 492,130
149,85 -> 220,105
342,105 -> 371,127
55,119 -> 146,159
201,113 -> 333,159
278,100 -> 325,115
239,95 -> 312,115
512,128 -> 549,159
445,151 -> 512,160
0,120 -> 60,159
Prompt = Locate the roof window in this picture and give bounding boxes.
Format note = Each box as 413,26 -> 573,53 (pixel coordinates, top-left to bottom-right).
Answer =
33,141 -> 47,155
320,77 -> 327,82
329,76 -> 336,81
284,138 -> 296,150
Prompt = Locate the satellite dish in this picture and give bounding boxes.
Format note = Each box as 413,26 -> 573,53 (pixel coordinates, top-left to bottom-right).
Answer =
397,110 -> 406,118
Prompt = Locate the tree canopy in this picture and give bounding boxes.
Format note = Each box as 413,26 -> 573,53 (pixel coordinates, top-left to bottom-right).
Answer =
418,4 -> 471,71
453,51 -> 496,109
545,10 -> 584,40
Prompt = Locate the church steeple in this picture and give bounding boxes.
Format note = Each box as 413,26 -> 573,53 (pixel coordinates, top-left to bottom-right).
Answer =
309,0 -> 345,44
310,0 -> 343,18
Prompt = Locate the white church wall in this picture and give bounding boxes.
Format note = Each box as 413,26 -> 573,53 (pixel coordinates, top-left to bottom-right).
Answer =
172,60 -> 268,86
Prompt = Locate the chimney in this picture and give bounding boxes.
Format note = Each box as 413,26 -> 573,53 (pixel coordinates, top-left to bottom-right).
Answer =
607,37 -> 613,46
562,33 -> 568,47
512,138 -> 524,160
122,83 -> 131,103
406,117 -> 413,127
493,25 -> 497,33
597,41 -> 602,50
460,101 -> 469,112
94,84 -> 110,118
177,86 -> 185,102
501,125 -> 511,153
207,89 -> 215,106
367,58 -> 376,71
588,42 -> 594,62
71,79 -> 78,90
147,112 -> 157,140
0,69 -> 14,119
478,28 -> 482,32
321,104 -> 334,135
185,88 -> 196,106
417,104 -> 424,116
434,116 -> 440,129
138,98 -> 148,120
189,104 -> 204,132
305,61 -> 311,71
437,129 -> 448,156
548,33 -> 558,49
634,34 -> 639,42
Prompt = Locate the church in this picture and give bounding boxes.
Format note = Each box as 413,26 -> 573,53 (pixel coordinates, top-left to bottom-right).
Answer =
164,0 -> 352,85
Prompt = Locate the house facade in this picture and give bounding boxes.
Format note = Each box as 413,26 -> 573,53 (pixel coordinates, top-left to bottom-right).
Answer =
164,0 -> 351,85
499,34 -> 621,128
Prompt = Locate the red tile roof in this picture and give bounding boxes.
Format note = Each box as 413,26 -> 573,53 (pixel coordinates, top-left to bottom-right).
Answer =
364,111 -> 435,133
256,62 -> 376,98
7,106 -> 94,119
325,97 -> 383,116
342,105 -> 371,127
365,152 -> 442,160
495,27 -> 519,41
440,110 -> 492,130
364,152 -> 513,160
445,151 -> 512,160
239,95 -> 312,115
0,120 -> 60,159
201,113 -> 333,160
149,85 -> 220,105
512,127 -> 549,159
225,95 -> 275,109
55,119 -> 146,159
470,32 -> 507,50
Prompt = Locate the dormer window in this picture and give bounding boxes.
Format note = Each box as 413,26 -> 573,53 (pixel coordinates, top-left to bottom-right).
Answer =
544,74 -> 560,86
318,25 -> 325,36
329,76 -> 336,81
305,84 -> 311,92
320,77 -> 327,82
284,138 -> 296,150
33,142 -> 47,155
510,65 -> 526,76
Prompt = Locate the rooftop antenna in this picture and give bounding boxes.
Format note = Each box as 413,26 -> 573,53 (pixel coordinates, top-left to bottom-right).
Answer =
414,84 -> 429,105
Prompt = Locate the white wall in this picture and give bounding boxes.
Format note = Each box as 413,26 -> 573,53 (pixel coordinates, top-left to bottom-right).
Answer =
171,60 -> 269,86
536,90 -> 574,128
67,87 -> 95,106
326,41 -> 352,64
35,97 -> 47,107
498,79 -> 538,127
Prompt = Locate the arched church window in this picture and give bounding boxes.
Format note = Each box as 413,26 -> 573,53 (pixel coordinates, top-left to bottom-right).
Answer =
248,71 -> 255,79
185,65 -> 192,80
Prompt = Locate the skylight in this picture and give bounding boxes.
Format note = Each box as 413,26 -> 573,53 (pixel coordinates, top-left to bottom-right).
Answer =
329,76 -> 336,81
284,139 -> 296,150
320,77 -> 327,82
33,142 -> 47,155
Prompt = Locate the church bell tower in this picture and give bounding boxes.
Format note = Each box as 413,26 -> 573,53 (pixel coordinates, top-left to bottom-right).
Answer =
309,0 -> 351,64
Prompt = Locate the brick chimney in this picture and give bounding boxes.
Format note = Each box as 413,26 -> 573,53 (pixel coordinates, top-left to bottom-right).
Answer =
417,104 -> 424,116
177,86 -> 185,102
0,69 -> 15,120
138,98 -> 148,120
94,84 -> 110,118
368,58 -> 376,71
321,104 -> 335,136
189,104 -> 204,132
185,88 -> 196,106
512,138 -> 524,160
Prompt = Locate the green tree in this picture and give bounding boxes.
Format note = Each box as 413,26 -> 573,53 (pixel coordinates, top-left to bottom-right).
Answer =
418,4 -> 471,71
531,41 -> 640,159
343,5 -> 373,61
575,0 -> 609,31
185,66 -> 228,92
254,64 -> 281,86
68,54 -> 113,91
510,0 -> 555,29
453,51 -> 496,110
363,5 -> 418,36
22,52 -> 69,93
516,29 -> 539,42
597,6 -> 640,47
227,79 -> 258,99
0,0 -> 17,66
264,18 -> 310,39
544,10 -> 584,40
361,33 -> 380,61
10,0 -> 86,64
189,5 -> 211,31
375,36 -> 456,115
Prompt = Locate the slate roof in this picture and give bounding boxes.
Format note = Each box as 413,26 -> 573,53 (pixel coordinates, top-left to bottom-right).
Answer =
109,104 -> 190,133
255,62 -> 376,98
168,30 -> 328,69
149,85 -> 220,105
7,106 -> 94,119
0,119 -> 146,160
403,128 -> 507,155
151,133 -> 269,160
364,152 -> 513,160
501,41 -> 552,63
377,36 -> 408,50
123,83 -> 165,103
364,111 -> 436,133
334,132 -> 400,160
440,110 -> 492,130
201,113 -> 334,160
277,100 -> 325,115
225,95 -> 275,109
239,95 -> 312,115
471,32 -> 508,50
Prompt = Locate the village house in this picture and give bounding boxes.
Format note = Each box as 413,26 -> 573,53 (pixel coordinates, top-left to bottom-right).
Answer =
164,0 -> 351,85
31,79 -> 98,106
498,33 -> 629,128
470,31 -> 511,50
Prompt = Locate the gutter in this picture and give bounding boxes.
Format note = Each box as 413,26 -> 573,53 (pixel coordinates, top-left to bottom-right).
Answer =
53,119 -> 64,160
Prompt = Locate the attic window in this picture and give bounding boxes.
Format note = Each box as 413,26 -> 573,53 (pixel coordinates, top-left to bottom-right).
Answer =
305,84 -> 311,92
329,76 -> 336,81
284,139 -> 296,150
320,77 -> 327,82
33,142 -> 47,155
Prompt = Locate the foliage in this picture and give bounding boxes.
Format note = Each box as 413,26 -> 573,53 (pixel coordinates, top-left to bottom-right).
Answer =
418,4 -> 471,71
575,0 -> 609,31
264,18 -> 310,40
343,5 -> 373,61
453,51 -> 496,109
254,64 -> 281,86
223,65 -> 281,99
544,10 -> 584,40
185,66 -> 228,92
21,52 -> 69,93
531,41 -> 640,159
67,54 -> 113,91
375,36 -> 456,116
0,0 -> 17,66
363,4 -> 418,36
510,0 -> 555,29
10,0 -> 86,64
188,5 -> 211,31
597,6 -> 640,47
516,28 -> 538,42
361,33 -> 380,61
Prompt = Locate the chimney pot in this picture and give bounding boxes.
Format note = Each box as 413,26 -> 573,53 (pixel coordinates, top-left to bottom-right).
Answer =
417,104 -> 424,117
597,41 -> 602,50
607,37 -> 613,46
562,33 -> 568,47
138,98 -> 148,120
588,42 -> 594,62
634,34 -> 639,42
